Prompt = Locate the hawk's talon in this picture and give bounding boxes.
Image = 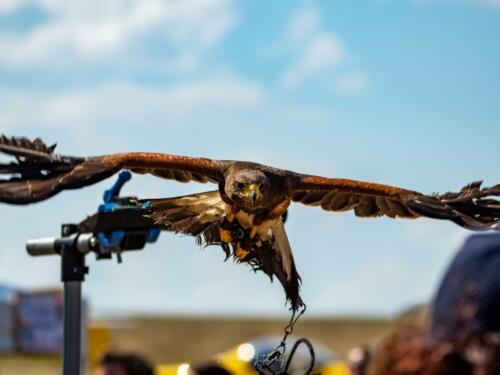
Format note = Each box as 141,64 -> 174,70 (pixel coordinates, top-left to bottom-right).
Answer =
227,210 -> 237,223
221,243 -> 231,261
235,242 -> 250,260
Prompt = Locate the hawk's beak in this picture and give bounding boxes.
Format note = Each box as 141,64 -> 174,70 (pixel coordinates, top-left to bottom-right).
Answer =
243,183 -> 261,203
250,189 -> 257,203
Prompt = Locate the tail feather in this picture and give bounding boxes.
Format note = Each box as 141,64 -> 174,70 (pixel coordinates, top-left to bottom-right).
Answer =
271,220 -> 303,309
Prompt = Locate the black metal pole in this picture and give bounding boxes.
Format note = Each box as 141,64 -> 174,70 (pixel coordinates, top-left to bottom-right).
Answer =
63,281 -> 82,375
60,224 -> 88,375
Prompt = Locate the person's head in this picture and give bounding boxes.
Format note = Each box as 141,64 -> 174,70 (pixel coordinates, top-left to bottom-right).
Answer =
368,325 -> 475,375
347,346 -> 371,375
369,233 -> 500,375
430,233 -> 500,343
94,351 -> 155,375
188,363 -> 232,375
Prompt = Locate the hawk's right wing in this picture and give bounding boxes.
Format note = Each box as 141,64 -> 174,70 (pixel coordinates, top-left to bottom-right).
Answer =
0,135 -> 227,204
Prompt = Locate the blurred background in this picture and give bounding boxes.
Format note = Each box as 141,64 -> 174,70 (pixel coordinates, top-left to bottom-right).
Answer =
0,0 -> 499,374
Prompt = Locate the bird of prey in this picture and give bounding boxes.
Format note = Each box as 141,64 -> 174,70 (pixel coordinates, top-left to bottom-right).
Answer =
1,135 -> 500,310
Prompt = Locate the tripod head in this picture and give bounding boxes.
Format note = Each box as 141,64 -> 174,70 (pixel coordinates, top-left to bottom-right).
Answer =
26,171 -> 160,263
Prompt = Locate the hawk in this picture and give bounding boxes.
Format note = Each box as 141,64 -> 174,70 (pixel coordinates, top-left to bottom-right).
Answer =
1,136 -> 499,310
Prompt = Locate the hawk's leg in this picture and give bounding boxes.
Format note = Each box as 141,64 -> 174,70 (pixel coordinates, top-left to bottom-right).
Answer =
227,211 -> 236,223
218,218 -> 255,261
219,228 -> 234,243
225,204 -> 239,224
219,219 -> 245,244
249,196 -> 291,239
249,226 -> 258,239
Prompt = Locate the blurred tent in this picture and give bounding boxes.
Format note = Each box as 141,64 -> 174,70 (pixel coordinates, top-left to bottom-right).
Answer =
0,283 -> 17,353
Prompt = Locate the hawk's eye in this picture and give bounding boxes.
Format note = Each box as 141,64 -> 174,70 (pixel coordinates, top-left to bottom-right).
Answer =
237,182 -> 245,189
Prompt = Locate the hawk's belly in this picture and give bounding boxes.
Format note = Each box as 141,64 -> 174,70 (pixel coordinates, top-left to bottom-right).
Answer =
224,204 -> 275,242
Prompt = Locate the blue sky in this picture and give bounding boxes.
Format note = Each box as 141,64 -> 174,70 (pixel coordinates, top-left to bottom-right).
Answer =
0,0 -> 499,317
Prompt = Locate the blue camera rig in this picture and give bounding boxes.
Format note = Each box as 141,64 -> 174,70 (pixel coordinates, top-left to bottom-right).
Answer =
95,171 -> 160,259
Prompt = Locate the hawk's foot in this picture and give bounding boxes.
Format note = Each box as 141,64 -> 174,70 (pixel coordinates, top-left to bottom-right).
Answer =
234,242 -> 250,260
219,228 -> 233,243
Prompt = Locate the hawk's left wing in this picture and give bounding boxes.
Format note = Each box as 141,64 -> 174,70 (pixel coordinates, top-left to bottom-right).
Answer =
290,174 -> 500,230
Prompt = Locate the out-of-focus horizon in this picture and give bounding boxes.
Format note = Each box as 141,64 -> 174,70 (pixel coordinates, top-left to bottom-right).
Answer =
0,0 -> 499,317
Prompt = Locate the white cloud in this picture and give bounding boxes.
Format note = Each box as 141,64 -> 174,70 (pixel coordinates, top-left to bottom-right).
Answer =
0,76 -> 267,139
335,73 -> 368,95
0,1 -> 26,13
282,7 -> 345,88
0,0 -> 236,72
288,6 -> 321,45
283,34 -> 344,88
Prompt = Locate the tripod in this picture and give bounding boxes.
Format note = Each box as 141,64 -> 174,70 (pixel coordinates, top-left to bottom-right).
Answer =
25,172 -> 160,375
27,225 -> 99,374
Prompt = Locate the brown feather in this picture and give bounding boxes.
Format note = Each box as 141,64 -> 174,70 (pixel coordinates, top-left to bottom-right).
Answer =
138,191 -> 303,310
292,176 -> 499,228
0,135 -> 225,204
1,135 -> 499,232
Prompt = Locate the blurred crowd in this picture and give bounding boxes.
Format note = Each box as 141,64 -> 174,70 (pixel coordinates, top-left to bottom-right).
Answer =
93,233 -> 500,375
348,233 -> 500,375
94,352 -> 230,375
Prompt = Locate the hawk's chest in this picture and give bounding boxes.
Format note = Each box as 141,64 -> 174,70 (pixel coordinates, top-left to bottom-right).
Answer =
224,204 -> 275,241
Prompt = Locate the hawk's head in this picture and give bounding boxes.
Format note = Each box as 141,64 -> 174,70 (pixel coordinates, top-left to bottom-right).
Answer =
225,169 -> 271,210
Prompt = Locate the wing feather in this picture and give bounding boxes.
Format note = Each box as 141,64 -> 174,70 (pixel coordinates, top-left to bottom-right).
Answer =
291,174 -> 500,229
0,135 -> 226,204
140,192 -> 304,310
142,191 -> 225,236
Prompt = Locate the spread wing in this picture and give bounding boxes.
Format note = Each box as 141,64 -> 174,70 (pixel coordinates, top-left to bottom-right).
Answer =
0,135 -> 228,204
291,174 -> 500,230
141,191 -> 227,238
140,191 -> 303,310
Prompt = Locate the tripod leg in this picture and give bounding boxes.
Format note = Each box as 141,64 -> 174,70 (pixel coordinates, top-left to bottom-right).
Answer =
63,281 -> 82,375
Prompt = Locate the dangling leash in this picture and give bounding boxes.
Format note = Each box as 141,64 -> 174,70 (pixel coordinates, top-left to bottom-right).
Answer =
254,304 -> 316,375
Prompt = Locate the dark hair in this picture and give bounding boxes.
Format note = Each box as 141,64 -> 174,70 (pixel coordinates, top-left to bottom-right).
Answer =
100,351 -> 155,375
191,363 -> 232,375
369,325 -> 500,375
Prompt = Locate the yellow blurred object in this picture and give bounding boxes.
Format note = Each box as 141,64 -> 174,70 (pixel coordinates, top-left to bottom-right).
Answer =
157,363 -> 190,375
321,362 -> 350,375
216,343 -> 253,374
88,324 -> 112,371
156,339 -> 349,375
